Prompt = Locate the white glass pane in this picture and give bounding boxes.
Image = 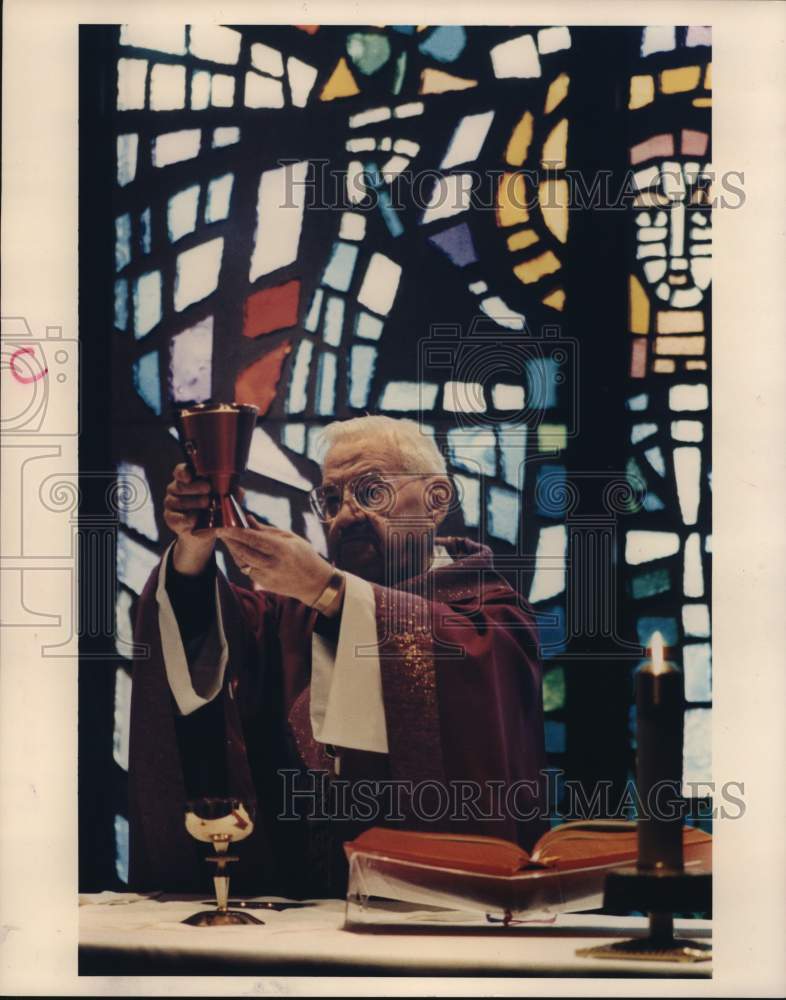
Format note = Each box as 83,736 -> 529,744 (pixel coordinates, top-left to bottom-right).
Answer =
321,242 -> 359,292
212,126 -> 240,148
189,25 -> 242,64
357,253 -> 402,315
152,128 -> 201,167
394,101 -> 424,118
316,353 -> 337,415
625,530 -> 680,565
454,474 -> 480,527
669,383 -> 708,411
346,160 -> 367,205
174,238 -> 224,312
115,815 -> 129,884
339,212 -> 366,241
286,340 -> 313,414
191,69 -> 210,110
498,426 -> 527,489
443,381 -> 486,413
440,110 -> 495,168
117,58 -> 147,110
167,184 -> 200,241
490,33 -> 541,79
117,529 -> 159,594
117,134 -> 138,187
282,423 -> 305,452
487,485 -> 519,544
116,461 -> 159,541
244,489 -> 292,531
492,384 -> 525,409
244,70 -> 285,108
120,24 -> 186,55
682,604 -> 710,639
322,295 -> 344,346
205,174 -> 233,222
251,42 -> 284,76
247,427 -> 312,491
674,446 -> 701,525
421,173 -> 474,224
537,26 -> 571,53
211,73 -> 235,107
115,589 -> 135,659
641,26 -> 676,56
150,62 -> 186,110
249,162 -> 308,281
686,26 -> 712,47
447,429 -> 496,476
529,525 -> 567,602
355,311 -> 384,341
304,511 -> 327,557
169,316 -> 213,402
304,288 -> 323,332
683,643 -> 712,702
287,56 -> 318,108
671,419 -> 703,442
683,531 -> 704,597
349,106 -> 391,128
378,381 -> 438,410
349,345 -> 377,408
682,708 -> 711,792
113,666 -> 132,769
479,295 -> 526,330
133,271 -> 162,338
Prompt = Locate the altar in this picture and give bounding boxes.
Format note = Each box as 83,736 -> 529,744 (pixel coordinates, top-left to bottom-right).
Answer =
79,893 -> 712,978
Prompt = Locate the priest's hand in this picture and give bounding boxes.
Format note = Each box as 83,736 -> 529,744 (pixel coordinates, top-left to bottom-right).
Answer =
163,463 -> 228,576
217,517 -> 334,606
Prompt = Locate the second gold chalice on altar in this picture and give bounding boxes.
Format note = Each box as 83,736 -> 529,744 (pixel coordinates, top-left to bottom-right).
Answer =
182,797 -> 263,927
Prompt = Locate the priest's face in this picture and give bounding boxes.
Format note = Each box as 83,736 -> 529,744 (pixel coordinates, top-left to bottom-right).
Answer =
320,435 -> 447,585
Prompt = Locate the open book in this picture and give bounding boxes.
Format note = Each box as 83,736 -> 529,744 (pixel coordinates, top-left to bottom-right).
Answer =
345,821 -> 712,877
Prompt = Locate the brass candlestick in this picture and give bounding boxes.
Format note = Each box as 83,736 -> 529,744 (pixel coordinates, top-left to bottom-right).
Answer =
577,634 -> 711,963
182,798 -> 264,927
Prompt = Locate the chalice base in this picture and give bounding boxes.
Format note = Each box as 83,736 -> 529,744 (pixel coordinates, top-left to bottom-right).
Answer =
182,909 -> 264,927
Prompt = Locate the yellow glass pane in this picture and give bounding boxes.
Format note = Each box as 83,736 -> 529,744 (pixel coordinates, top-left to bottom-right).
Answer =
655,335 -> 706,356
692,97 -> 712,108
653,358 -> 676,373
629,74 -> 655,110
629,274 -> 649,334
507,228 -> 539,251
539,179 -> 569,243
657,310 -> 704,334
319,57 -> 360,101
545,72 -> 569,114
704,63 -> 712,89
505,111 -> 534,167
513,250 -> 561,285
686,360 -> 708,370
541,118 -> 568,169
661,65 -> 701,95
634,191 -> 671,207
420,68 -> 477,94
497,172 -> 529,227
538,423 -> 567,451
542,288 -> 566,311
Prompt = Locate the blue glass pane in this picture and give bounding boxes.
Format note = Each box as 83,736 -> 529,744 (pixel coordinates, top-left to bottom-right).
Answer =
140,207 -> 152,253
304,288 -> 324,332
282,423 -> 306,452
526,356 -> 559,410
535,604 -> 567,659
117,133 -> 138,187
167,184 -> 200,241
535,464 -> 567,518
392,25 -> 415,34
349,345 -> 377,408
418,25 -> 467,62
487,484 -> 519,544
355,311 -> 384,341
644,445 -> 666,477
316,352 -> 336,415
206,173 -> 234,222
364,163 -> 404,237
631,422 -> 657,444
636,616 -> 678,647
133,350 -> 161,414
643,490 -> 665,512
427,222 -> 478,267
448,428 -> 496,476
115,214 -> 132,271
323,295 -> 345,346
244,489 -> 292,532
286,340 -> 313,414
321,241 -> 358,292
626,392 -> 648,411
133,271 -> 162,338
545,720 -> 566,754
114,280 -> 128,330
683,643 -> 712,702
117,529 -> 160,593
453,473 -> 479,527
114,815 -> 129,884
378,381 -> 438,410
498,425 -> 527,488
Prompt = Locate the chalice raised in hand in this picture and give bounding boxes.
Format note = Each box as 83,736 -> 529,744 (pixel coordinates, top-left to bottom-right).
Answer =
177,402 -> 258,532
182,797 -> 263,926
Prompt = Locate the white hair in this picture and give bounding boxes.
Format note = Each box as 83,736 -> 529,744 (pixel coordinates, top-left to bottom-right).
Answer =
318,415 -> 447,475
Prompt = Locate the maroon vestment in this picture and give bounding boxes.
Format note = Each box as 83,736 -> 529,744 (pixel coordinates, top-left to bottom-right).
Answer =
128,536 -> 548,897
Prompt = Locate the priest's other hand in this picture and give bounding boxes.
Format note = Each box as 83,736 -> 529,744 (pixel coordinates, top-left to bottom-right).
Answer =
164,463 -> 223,575
217,516 -> 334,606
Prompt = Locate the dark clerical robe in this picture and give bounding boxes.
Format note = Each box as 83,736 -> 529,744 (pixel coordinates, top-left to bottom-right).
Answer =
128,535 -> 548,898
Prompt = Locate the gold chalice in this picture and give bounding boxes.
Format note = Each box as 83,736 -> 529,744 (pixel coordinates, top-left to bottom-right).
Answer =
182,797 -> 263,927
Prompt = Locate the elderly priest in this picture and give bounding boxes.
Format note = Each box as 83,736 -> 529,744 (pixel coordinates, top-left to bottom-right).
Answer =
128,415 -> 548,897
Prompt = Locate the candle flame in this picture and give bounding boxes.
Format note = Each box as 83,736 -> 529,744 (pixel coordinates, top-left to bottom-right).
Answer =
649,631 -> 665,671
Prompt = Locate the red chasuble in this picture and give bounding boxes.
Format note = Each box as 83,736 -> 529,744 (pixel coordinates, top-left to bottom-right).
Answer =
128,536 -> 548,897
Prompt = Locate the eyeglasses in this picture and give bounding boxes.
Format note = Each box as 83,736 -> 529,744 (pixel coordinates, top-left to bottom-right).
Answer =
308,471 -> 398,523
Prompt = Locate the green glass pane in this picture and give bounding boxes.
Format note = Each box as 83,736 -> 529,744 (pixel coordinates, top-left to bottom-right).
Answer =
543,665 -> 566,713
631,567 -> 671,599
